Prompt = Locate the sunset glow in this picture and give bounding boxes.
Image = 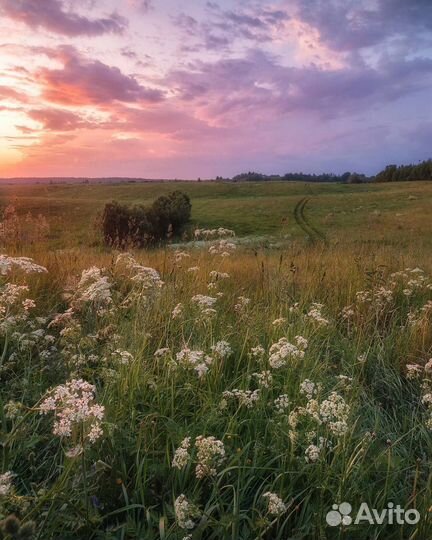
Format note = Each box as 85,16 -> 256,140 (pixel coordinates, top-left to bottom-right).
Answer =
0,0 -> 431,178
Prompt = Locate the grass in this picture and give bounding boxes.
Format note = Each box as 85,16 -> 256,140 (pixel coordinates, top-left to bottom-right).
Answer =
1,180 -> 432,248
0,181 -> 432,539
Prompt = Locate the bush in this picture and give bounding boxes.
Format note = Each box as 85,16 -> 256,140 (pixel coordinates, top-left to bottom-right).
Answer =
101,191 -> 191,248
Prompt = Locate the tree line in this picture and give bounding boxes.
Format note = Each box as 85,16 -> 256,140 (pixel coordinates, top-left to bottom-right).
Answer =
374,159 -> 432,182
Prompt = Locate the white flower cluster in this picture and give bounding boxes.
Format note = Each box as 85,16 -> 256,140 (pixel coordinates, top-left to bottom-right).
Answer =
172,303 -> 183,319
195,435 -> 226,478
355,287 -> 393,309
300,379 -> 321,400
175,348 -> 213,378
173,436 -> 225,479
40,379 -> 104,444
209,239 -> 236,257
305,444 -> 321,463
209,270 -> 230,281
111,348 -> 134,365
262,492 -> 286,516
390,267 -> 432,296
274,394 -> 290,414
252,370 -> 273,388
191,294 -> 218,317
72,266 -> 112,310
174,494 -> 202,530
306,303 -> 329,326
319,392 -> 350,436
0,255 -> 48,275
194,227 -> 235,240
115,253 -> 163,290
223,389 -> 260,408
0,471 -> 14,496
211,340 -> 232,359
408,359 -> 432,429
249,344 -> 265,359
172,437 -> 191,469
268,336 -> 308,369
289,384 -> 350,439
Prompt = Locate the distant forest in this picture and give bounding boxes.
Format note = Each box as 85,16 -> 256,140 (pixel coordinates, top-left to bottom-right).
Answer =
374,159 -> 432,183
229,159 -> 432,184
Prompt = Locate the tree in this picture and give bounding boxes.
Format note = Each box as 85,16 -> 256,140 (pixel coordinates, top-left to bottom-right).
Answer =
100,191 -> 192,248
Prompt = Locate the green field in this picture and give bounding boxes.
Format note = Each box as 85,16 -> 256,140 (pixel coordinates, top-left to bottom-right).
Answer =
1,180 -> 432,249
1,181 -> 432,540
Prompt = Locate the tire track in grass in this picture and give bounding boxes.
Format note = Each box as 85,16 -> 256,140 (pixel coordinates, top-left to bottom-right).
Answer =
293,197 -> 329,246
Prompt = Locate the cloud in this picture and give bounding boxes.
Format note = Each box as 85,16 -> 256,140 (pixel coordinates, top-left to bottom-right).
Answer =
292,0 -> 432,52
164,50 -> 432,123
176,4 -> 290,52
0,0 -> 127,36
26,108 -> 92,131
0,85 -> 28,103
36,46 -> 165,105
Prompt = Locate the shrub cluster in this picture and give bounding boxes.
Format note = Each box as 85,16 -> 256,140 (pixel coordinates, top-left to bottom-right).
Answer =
101,191 -> 191,247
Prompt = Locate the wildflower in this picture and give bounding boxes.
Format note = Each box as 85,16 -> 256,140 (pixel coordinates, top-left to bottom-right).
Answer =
262,492 -> 286,516
174,494 -> 201,530
191,294 -> 217,310
211,340 -> 232,359
249,344 -> 265,359
274,394 -> 290,413
0,472 -> 14,496
172,303 -> 183,319
111,349 -> 133,365
115,253 -> 164,290
194,436 -> 225,479
300,379 -> 321,400
72,267 -> 112,309
252,370 -> 273,388
209,270 -> 230,281
22,298 -> 36,311
175,348 -> 213,378
319,392 -> 350,436
306,303 -> 329,326
272,317 -> 286,327
269,337 -> 307,369
172,437 -> 191,469
0,255 -> 48,275
4,401 -> 24,420
305,444 -> 321,463
154,347 -> 171,358
187,266 -> 199,273
223,389 -> 260,408
406,364 -> 423,380
194,228 -> 235,240
40,379 -> 104,445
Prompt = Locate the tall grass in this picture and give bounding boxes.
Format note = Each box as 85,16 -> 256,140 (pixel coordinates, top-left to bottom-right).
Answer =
1,242 -> 432,539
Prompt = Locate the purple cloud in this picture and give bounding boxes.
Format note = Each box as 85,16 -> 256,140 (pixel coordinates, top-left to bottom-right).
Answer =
165,50 -> 432,122
293,0 -> 432,52
176,4 -> 290,52
0,0 -> 127,36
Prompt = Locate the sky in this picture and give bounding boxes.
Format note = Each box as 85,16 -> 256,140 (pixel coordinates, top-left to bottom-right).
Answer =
0,0 -> 431,178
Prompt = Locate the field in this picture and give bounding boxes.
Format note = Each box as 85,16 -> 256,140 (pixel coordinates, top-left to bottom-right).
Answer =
1,181 -> 432,540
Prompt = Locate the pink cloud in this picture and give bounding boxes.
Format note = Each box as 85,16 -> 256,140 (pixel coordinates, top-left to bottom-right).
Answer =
36,47 -> 164,106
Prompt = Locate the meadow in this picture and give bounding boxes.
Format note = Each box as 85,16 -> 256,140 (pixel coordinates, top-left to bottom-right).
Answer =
0,180 -> 432,539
